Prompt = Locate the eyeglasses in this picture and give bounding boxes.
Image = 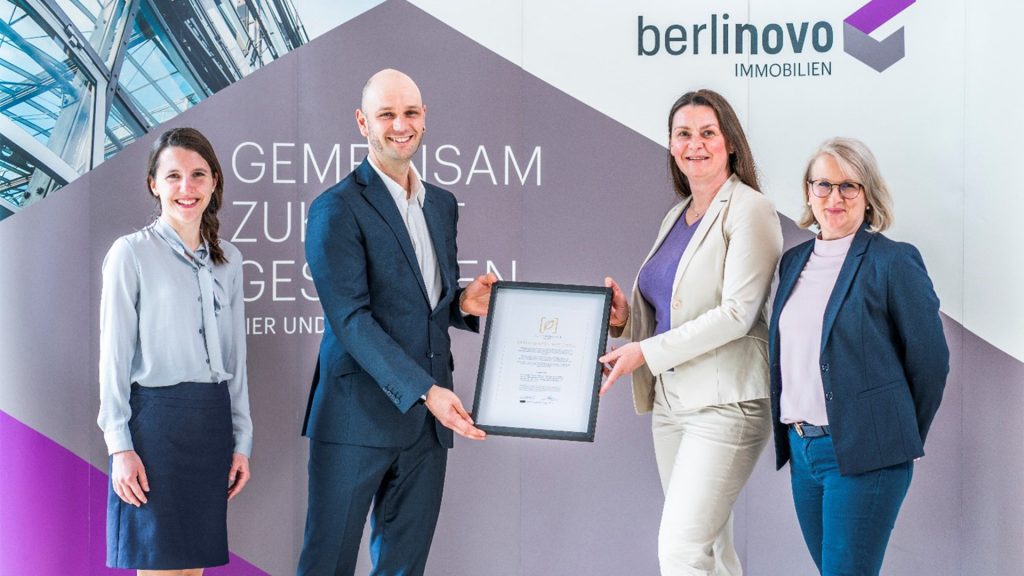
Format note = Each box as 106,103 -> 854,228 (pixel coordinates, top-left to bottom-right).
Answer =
807,179 -> 863,199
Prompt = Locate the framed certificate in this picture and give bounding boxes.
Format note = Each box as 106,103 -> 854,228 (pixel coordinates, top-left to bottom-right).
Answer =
471,281 -> 612,442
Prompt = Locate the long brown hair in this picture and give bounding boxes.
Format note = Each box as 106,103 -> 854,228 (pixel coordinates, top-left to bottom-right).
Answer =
667,89 -> 760,199
146,127 -> 227,264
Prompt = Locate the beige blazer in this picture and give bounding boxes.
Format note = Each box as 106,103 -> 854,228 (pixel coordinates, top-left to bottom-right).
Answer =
623,174 -> 783,414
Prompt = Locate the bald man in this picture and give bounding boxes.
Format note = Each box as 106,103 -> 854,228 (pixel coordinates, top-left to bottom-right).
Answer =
298,69 -> 496,575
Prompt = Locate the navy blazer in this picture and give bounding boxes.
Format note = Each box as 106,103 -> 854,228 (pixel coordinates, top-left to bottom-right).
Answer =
302,158 -> 478,449
769,226 -> 948,476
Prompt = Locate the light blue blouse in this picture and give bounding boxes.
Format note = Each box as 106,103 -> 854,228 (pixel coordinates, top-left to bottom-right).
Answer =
97,218 -> 253,456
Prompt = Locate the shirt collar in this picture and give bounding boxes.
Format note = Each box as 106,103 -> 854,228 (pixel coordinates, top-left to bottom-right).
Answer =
152,217 -> 209,266
813,231 -> 856,257
367,155 -> 426,207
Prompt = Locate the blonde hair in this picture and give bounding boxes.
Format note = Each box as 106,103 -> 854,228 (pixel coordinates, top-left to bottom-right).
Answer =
798,137 -> 894,233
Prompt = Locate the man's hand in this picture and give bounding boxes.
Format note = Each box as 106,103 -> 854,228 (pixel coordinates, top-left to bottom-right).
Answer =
227,453 -> 251,501
460,273 -> 499,316
598,342 -> 646,397
424,385 -> 486,440
111,450 -> 149,507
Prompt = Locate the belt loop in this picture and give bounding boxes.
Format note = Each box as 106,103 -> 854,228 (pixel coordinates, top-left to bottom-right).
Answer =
794,421 -> 805,437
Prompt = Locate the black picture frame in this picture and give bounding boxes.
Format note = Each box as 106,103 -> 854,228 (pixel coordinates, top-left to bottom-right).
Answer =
470,281 -> 612,442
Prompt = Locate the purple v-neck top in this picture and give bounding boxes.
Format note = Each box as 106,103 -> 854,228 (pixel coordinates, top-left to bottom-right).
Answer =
638,209 -> 702,336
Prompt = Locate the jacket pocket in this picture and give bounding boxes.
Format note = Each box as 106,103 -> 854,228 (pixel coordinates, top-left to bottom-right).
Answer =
864,380 -> 918,466
858,379 -> 903,398
333,356 -> 363,378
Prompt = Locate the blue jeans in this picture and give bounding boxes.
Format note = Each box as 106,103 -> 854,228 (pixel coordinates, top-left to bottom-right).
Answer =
788,428 -> 913,576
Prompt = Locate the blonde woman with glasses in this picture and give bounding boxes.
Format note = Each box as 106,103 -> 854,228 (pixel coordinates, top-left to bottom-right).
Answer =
768,137 -> 948,575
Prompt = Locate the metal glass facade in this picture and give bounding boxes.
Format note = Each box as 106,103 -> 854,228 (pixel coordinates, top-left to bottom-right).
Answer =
0,0 -> 307,220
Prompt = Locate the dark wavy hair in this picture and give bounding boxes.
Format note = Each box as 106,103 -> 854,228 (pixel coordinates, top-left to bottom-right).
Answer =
146,127 -> 227,264
667,89 -> 761,199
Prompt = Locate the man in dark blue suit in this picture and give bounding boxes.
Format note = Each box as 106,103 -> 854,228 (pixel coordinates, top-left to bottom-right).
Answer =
297,68 -> 495,576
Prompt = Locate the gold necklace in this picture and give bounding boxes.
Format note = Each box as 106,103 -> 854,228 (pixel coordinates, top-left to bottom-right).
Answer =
687,202 -> 708,222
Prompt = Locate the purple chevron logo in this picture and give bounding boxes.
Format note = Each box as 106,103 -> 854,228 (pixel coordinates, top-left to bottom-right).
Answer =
844,0 -> 915,72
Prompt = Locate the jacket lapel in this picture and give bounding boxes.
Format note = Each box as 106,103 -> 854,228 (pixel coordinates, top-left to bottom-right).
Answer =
640,201 -> 687,270
669,174 -> 737,294
820,226 -> 873,353
771,240 -> 814,331
629,199 -> 686,342
356,159 -> 431,305
421,189 -> 451,311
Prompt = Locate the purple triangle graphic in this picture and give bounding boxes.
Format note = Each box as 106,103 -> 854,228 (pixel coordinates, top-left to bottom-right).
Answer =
0,410 -> 269,575
846,0 -> 915,34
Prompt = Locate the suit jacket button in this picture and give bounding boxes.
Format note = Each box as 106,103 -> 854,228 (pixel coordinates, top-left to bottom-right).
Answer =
820,363 -> 829,373
825,392 -> 833,401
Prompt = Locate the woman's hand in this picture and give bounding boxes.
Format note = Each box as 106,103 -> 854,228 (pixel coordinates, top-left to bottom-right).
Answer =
598,342 -> 646,396
605,277 -> 629,331
227,453 -> 251,501
111,450 -> 149,507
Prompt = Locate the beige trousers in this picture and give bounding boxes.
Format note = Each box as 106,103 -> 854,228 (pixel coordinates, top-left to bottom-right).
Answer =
652,393 -> 771,576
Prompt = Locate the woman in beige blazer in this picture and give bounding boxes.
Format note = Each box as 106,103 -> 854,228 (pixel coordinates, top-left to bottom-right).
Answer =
600,89 -> 782,576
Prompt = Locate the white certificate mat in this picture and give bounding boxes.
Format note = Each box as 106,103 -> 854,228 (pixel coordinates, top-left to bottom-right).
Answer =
471,282 -> 611,441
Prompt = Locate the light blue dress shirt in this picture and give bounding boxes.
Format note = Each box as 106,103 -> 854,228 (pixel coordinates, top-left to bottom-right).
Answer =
97,218 -> 253,456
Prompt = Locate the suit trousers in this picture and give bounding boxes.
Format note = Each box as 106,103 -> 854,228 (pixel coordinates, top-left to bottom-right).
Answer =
788,428 -> 912,576
652,392 -> 771,576
297,415 -> 447,576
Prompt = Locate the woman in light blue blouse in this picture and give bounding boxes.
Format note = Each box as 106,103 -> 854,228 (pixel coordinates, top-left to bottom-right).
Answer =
98,127 -> 252,574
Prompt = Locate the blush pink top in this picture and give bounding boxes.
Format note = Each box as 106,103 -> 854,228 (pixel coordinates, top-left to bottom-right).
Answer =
778,233 -> 855,425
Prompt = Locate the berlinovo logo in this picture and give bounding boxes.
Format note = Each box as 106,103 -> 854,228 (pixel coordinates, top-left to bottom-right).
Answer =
636,0 -> 915,77
844,0 -> 915,72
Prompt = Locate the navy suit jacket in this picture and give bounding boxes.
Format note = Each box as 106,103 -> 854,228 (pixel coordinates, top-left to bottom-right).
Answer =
769,226 -> 949,476
302,158 -> 478,449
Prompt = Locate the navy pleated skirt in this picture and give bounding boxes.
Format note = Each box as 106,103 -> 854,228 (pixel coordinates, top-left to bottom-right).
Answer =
107,381 -> 233,569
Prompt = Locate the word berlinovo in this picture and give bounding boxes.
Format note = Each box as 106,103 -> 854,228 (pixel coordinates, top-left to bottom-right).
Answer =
637,13 -> 835,78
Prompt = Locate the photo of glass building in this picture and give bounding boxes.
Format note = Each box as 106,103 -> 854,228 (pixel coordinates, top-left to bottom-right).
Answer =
0,0 -> 307,220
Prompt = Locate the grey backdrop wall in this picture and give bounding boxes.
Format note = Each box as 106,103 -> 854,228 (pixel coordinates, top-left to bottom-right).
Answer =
0,2 -> 1021,575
